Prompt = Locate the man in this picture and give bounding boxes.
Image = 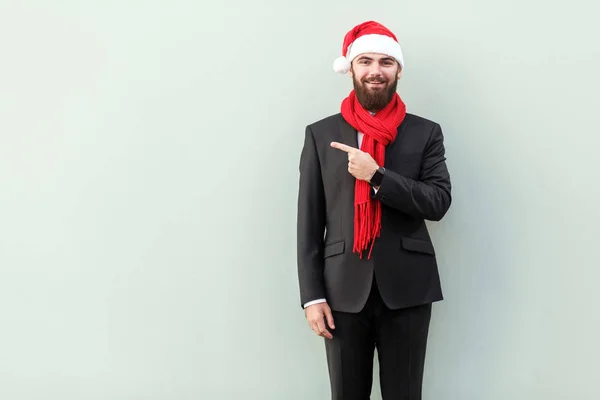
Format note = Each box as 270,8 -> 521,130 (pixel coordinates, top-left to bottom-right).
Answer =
296,21 -> 452,399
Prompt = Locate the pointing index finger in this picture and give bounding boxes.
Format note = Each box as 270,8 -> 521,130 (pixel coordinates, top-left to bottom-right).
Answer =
330,142 -> 357,153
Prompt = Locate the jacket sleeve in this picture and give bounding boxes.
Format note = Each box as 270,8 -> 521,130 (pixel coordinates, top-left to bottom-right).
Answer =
373,123 -> 452,221
296,125 -> 327,308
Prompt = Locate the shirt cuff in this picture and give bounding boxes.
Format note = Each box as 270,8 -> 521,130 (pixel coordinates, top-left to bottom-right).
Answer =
303,298 -> 327,308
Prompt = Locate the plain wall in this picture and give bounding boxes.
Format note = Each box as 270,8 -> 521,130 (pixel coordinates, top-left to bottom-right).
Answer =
1,1 -> 599,399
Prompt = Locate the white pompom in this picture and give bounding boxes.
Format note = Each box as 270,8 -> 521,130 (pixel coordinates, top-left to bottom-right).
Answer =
333,56 -> 350,73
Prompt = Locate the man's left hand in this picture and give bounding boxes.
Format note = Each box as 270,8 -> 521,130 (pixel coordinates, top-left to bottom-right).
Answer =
330,142 -> 378,182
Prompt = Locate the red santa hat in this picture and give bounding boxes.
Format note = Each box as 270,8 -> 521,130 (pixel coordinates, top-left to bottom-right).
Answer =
333,21 -> 404,74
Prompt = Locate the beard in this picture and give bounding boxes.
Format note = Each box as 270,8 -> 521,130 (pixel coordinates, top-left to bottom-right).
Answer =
353,74 -> 398,111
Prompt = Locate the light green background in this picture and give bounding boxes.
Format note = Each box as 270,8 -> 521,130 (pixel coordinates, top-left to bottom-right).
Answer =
1,1 -> 599,399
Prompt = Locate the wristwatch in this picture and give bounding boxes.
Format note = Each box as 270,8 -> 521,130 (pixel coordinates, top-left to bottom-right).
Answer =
369,167 -> 385,187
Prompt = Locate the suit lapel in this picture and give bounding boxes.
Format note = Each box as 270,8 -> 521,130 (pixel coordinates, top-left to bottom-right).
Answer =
338,115 -> 359,149
336,115 -> 357,237
385,117 -> 409,165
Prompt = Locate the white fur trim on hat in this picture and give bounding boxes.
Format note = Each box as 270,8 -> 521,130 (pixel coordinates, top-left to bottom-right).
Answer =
333,33 -> 404,73
333,56 -> 351,73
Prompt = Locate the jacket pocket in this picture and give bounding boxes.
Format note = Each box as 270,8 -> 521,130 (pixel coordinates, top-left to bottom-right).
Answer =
401,237 -> 435,255
324,240 -> 345,258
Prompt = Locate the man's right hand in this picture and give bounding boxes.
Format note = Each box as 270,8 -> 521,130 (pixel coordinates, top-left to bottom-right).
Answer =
305,302 -> 335,339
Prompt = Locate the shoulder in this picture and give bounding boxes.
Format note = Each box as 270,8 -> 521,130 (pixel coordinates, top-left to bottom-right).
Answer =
306,113 -> 342,133
402,113 -> 445,145
403,113 -> 440,131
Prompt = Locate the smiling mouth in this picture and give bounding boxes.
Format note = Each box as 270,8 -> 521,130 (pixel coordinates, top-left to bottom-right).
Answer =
366,82 -> 385,89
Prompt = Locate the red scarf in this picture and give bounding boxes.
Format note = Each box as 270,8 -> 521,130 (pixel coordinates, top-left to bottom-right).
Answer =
340,90 -> 406,258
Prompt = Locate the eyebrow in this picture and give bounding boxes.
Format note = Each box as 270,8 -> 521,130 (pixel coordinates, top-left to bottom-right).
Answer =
356,56 -> 396,63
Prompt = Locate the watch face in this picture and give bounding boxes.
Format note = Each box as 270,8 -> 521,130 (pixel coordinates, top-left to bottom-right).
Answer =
371,169 -> 383,186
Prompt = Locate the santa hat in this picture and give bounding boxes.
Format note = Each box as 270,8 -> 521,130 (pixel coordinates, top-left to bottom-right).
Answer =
333,21 -> 404,74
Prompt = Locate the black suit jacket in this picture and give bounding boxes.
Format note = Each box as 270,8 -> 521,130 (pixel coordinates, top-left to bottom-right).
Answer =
297,113 -> 452,313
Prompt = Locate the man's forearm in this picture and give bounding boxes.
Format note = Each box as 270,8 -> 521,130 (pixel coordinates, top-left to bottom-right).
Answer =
373,123 -> 451,221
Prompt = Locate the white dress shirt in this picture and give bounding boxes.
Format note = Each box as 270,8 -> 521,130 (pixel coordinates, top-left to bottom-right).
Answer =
303,132 -> 378,309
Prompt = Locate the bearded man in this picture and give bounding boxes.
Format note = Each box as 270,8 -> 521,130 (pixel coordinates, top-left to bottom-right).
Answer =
296,21 -> 452,400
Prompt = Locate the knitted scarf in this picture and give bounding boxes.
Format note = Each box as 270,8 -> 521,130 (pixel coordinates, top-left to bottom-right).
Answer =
340,89 -> 406,259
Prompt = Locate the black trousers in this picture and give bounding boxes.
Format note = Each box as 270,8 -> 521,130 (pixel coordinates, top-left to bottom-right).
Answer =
324,278 -> 432,400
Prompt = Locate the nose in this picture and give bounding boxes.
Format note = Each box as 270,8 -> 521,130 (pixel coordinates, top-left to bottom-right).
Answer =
368,63 -> 383,77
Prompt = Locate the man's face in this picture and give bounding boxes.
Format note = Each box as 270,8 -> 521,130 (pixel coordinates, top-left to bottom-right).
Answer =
350,53 -> 401,112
